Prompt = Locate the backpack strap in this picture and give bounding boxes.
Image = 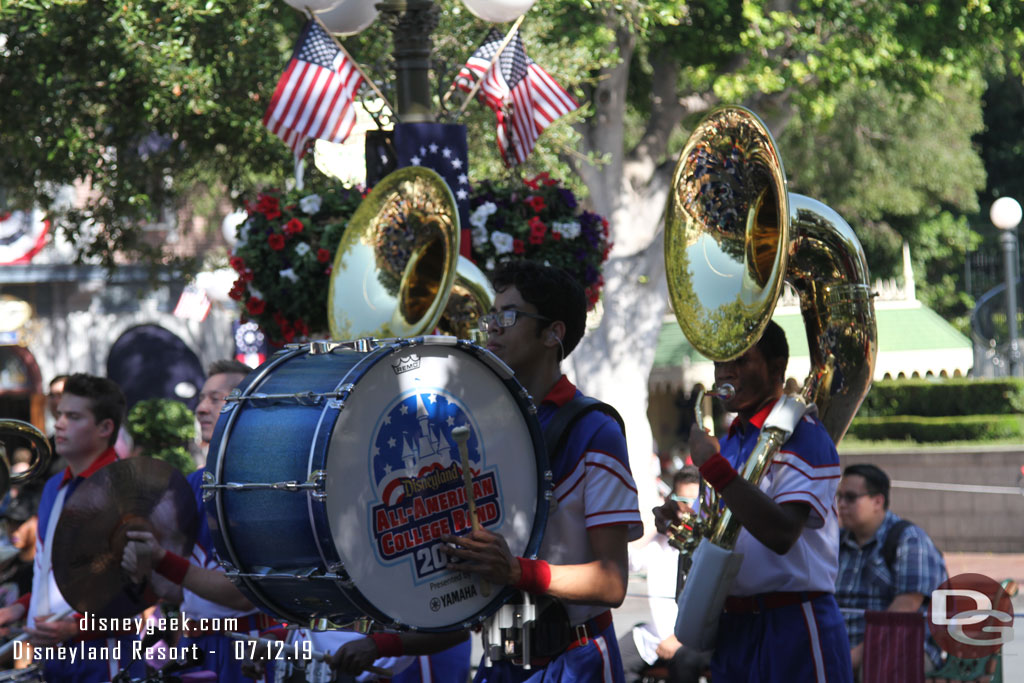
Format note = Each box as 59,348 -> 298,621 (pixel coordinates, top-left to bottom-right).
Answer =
881,519 -> 914,576
543,396 -> 625,465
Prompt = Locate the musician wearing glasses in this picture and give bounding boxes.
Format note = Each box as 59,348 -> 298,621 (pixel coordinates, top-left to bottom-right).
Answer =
440,261 -> 643,682
834,464 -> 947,677
656,322 -> 853,682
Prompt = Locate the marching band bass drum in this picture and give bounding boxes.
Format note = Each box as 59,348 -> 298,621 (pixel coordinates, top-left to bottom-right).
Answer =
203,336 -> 549,631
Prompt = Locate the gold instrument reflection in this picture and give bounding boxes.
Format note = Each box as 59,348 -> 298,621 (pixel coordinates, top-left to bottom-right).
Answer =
327,167 -> 493,341
0,419 -> 54,495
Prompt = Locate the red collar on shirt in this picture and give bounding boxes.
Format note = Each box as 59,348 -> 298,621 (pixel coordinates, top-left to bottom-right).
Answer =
60,447 -> 118,486
541,375 -> 577,408
729,398 -> 779,436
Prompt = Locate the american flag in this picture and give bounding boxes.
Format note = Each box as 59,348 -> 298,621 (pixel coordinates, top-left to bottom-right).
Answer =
263,21 -> 365,159
454,29 -> 579,166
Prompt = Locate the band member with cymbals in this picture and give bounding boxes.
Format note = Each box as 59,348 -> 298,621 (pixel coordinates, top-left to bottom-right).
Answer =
653,322 -> 853,682
438,261 -> 643,682
122,359 -> 277,683
0,373 -> 143,682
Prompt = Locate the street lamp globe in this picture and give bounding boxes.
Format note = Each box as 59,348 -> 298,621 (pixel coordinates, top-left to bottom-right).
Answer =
991,196 -> 1023,231
461,0 -> 538,23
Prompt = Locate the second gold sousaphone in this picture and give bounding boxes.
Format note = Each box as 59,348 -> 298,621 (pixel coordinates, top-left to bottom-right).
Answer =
664,106 -> 877,650
327,166 -> 493,341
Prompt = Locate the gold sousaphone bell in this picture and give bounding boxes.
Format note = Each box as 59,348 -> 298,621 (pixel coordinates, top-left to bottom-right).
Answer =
327,167 -> 493,341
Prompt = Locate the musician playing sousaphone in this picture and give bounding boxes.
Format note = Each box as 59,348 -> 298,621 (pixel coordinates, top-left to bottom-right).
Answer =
653,322 -> 853,682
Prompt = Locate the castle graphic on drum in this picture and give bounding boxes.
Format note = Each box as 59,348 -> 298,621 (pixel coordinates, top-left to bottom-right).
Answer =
369,389 -> 501,576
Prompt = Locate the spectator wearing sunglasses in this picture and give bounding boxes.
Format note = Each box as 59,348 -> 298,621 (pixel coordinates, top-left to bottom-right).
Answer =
835,463 -> 947,677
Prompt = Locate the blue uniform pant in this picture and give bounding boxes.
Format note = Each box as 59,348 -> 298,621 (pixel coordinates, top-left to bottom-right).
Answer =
711,593 -> 853,683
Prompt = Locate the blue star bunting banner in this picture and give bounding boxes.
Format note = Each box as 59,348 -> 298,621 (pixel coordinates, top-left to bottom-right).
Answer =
393,123 -> 472,258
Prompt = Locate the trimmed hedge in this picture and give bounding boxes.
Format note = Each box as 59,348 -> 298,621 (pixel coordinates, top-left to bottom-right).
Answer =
858,378 -> 1024,418
847,414 -> 1024,443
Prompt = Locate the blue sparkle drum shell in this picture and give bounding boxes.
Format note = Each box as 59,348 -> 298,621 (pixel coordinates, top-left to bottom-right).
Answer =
204,337 -> 548,631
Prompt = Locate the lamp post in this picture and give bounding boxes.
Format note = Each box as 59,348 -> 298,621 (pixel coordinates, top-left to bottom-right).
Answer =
992,196 -> 1024,377
377,0 -> 440,123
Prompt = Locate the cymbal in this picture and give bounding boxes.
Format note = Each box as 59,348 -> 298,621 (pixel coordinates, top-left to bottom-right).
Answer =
53,456 -> 199,618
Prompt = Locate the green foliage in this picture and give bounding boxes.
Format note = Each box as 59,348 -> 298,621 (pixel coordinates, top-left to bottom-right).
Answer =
848,414 -> 1024,443
125,398 -> 196,474
780,76 -> 986,326
1,0 -> 1022,296
858,378 -> 1024,418
0,0 -> 302,270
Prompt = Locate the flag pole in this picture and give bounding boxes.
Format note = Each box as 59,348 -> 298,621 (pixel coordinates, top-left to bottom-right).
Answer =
445,15 -> 527,118
307,9 -> 395,124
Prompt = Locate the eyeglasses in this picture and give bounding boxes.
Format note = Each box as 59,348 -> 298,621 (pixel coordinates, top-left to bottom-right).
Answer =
835,491 -> 871,504
478,309 -> 551,333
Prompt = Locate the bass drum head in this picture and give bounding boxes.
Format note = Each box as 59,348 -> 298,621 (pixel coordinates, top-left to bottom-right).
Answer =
325,340 -> 544,630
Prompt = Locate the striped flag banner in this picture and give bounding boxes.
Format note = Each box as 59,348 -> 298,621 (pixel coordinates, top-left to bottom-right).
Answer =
454,29 -> 578,165
263,21 -> 365,159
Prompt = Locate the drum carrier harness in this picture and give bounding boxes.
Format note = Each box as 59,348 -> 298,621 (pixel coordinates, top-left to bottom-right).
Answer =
481,396 -> 625,669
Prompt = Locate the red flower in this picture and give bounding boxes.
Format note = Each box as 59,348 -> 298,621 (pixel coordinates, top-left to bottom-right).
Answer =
228,279 -> 246,301
513,239 -> 525,255
294,318 -> 309,337
256,195 -> 281,220
273,311 -> 288,326
268,233 -> 286,251
280,321 -> 295,343
551,232 -> 562,241
229,256 -> 246,272
246,297 -> 266,316
528,216 -> 547,245
284,218 -> 304,235
317,248 -> 331,263
525,195 -> 546,213
524,177 -> 540,190
242,269 -> 254,282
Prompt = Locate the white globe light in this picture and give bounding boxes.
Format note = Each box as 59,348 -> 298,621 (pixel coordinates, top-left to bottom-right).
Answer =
283,0 -> 342,12
316,0 -> 378,35
460,0 -> 537,23
991,197 -> 1023,231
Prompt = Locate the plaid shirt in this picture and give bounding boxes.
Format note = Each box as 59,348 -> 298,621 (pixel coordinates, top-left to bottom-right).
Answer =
836,511 -> 947,667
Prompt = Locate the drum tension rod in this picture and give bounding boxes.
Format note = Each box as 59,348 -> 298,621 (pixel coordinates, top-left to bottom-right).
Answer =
202,470 -> 327,494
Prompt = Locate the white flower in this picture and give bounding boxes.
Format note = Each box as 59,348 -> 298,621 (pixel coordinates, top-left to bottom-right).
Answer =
294,242 -> 311,257
485,258 -> 495,271
552,220 -> 581,240
469,205 -> 492,229
490,231 -> 515,255
279,268 -> 299,282
238,219 -> 253,245
471,226 -> 489,248
298,194 -> 322,215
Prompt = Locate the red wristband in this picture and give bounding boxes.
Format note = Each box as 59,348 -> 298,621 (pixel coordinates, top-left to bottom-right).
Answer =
699,453 -> 739,492
514,557 -> 552,594
154,551 -> 191,585
370,632 -> 404,657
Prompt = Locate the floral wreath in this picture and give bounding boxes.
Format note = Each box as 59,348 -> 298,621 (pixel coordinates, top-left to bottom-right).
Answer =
228,184 -> 364,343
467,172 -> 611,308
230,172 -> 611,343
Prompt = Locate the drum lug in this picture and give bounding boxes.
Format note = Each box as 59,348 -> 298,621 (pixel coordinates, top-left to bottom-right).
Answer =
544,470 -> 557,512
201,470 -> 216,503
309,340 -> 340,355
310,470 -> 328,501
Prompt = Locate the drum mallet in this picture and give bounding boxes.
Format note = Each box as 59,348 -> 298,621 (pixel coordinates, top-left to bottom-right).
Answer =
227,632 -> 393,678
451,426 -> 491,597
0,608 -> 75,662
